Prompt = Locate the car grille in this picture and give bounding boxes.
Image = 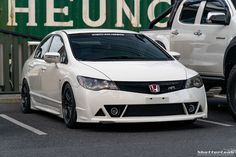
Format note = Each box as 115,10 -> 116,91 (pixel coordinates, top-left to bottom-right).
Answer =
123,103 -> 185,117
115,80 -> 186,94
103,103 -> 186,117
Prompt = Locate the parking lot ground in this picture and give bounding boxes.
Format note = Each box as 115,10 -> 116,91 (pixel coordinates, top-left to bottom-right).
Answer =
1,97 -> 236,157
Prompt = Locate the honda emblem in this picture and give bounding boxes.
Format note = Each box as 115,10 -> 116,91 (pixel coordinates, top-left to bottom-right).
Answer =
149,84 -> 160,93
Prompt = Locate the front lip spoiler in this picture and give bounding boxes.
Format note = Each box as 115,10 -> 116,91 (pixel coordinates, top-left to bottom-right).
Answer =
79,113 -> 207,123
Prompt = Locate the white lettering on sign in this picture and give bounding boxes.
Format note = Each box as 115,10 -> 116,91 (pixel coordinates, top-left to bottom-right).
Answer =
45,0 -> 73,27
82,0 -> 106,27
115,0 -> 141,27
6,0 -> 170,28
148,0 -> 169,28
7,0 -> 37,26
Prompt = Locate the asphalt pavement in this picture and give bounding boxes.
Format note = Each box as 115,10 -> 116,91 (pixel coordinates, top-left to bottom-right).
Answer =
0,97 -> 236,157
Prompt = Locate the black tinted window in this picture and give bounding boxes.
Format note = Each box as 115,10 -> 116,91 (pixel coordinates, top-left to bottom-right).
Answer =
179,1 -> 201,24
34,36 -> 53,59
69,33 -> 172,61
201,1 -> 226,24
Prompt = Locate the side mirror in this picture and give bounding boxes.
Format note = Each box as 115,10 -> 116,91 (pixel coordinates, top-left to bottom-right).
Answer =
169,51 -> 181,60
44,52 -> 60,63
206,12 -> 230,25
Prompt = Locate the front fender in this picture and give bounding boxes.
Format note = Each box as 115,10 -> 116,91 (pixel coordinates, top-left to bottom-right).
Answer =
141,30 -> 171,51
223,36 -> 236,76
155,35 -> 171,51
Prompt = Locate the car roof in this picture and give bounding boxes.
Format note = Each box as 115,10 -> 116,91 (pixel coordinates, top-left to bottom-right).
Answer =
55,29 -> 138,35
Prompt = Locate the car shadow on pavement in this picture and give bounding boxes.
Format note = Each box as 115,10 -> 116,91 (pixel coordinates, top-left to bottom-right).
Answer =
208,97 -> 229,111
33,110 -> 64,122
76,121 -> 209,133
207,97 -> 234,122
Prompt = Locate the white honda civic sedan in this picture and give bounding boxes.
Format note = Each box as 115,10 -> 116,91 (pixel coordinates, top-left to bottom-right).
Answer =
21,29 -> 207,128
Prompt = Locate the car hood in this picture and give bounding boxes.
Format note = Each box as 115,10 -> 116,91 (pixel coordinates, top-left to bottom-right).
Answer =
80,61 -> 188,81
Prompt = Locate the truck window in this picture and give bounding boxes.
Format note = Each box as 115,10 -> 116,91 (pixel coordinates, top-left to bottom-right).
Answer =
179,1 -> 201,24
201,1 -> 226,24
231,0 -> 236,9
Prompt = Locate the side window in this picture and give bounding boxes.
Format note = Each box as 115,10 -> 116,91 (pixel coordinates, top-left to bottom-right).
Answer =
49,36 -> 68,64
34,36 -> 53,59
201,1 -> 226,24
179,1 -> 201,24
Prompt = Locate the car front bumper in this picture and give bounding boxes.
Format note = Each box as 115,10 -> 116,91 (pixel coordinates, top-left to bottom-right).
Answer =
72,86 -> 207,123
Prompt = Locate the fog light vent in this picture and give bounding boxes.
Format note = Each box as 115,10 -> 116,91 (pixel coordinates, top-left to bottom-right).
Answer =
185,102 -> 198,114
104,105 -> 125,117
95,109 -> 105,116
198,106 -> 203,113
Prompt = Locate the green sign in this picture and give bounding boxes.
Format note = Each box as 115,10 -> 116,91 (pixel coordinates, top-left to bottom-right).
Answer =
0,0 -> 170,38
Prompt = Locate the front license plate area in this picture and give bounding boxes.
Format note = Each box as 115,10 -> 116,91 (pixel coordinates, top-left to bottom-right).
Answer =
145,97 -> 169,104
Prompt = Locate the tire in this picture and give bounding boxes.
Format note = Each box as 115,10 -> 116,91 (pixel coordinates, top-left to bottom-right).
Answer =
62,84 -> 77,128
227,65 -> 236,120
21,80 -> 31,113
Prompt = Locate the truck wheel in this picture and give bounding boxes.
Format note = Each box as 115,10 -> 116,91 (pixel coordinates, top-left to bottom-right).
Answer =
227,65 -> 236,120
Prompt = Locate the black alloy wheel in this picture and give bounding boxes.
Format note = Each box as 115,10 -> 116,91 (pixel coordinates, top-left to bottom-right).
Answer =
62,84 -> 77,128
21,80 -> 31,113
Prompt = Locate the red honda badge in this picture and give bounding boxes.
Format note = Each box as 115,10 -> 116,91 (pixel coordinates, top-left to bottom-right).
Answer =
149,84 -> 160,93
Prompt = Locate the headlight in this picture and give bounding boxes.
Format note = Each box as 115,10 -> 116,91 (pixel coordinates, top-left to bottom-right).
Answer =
77,76 -> 118,91
185,75 -> 203,88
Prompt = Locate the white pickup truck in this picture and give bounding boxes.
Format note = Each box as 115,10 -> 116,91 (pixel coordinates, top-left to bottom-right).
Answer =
141,0 -> 236,119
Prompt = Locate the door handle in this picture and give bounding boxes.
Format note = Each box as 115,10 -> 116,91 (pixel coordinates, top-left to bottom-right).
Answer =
194,30 -> 202,36
171,30 -> 179,36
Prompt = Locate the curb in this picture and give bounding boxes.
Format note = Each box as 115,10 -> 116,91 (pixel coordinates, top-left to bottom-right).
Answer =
0,94 -> 21,104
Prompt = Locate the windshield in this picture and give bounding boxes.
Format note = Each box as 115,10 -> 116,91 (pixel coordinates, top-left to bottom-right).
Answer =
69,33 -> 173,61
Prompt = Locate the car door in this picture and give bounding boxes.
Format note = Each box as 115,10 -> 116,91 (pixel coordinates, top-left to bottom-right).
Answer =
40,35 -> 68,112
170,0 -> 204,69
190,0 -> 230,76
28,36 -> 53,101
